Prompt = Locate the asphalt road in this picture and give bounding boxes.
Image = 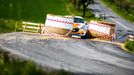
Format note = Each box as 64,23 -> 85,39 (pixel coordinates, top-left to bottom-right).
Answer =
0,32 -> 134,75
88,0 -> 134,30
88,0 -> 134,42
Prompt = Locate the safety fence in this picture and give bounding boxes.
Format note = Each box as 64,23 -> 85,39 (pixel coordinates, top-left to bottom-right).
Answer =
88,20 -> 116,41
22,22 -> 43,34
45,14 -> 74,30
22,21 -> 71,37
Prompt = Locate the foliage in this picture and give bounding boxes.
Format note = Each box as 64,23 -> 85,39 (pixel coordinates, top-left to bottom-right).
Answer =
68,0 -> 94,17
0,18 -> 14,33
67,1 -> 95,21
0,18 -> 22,33
125,41 -> 134,52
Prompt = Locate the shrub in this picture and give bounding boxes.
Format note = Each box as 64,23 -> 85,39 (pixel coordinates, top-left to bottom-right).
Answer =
0,18 -> 22,33
125,41 -> 134,51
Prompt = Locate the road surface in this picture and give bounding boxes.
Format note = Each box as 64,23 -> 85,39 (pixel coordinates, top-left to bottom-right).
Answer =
0,32 -> 134,75
88,0 -> 134,42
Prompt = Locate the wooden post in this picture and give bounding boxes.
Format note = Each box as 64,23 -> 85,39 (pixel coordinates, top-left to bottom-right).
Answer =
23,22 -> 27,32
41,25 -> 45,34
39,23 -> 42,34
15,22 -> 17,32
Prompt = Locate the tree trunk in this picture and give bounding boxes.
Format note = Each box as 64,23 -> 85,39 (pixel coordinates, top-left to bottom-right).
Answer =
83,5 -> 86,17
81,0 -> 90,17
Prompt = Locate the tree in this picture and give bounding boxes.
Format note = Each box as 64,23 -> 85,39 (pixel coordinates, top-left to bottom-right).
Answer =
81,0 -> 91,17
69,0 -> 91,17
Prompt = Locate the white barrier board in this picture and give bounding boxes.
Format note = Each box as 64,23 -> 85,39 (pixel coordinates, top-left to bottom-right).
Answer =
89,21 -> 111,35
45,14 -> 74,29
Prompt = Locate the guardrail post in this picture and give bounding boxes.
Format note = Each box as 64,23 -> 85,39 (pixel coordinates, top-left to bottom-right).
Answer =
15,22 -> 17,32
39,23 -> 42,34
23,22 -> 27,32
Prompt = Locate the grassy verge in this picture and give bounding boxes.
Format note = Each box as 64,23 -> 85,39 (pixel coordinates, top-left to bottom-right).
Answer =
0,0 -> 70,33
125,41 -> 134,52
101,0 -> 134,24
0,51 -> 72,75
0,0 -> 69,22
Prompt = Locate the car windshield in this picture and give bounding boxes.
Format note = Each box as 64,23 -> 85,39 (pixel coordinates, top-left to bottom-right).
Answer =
74,18 -> 84,23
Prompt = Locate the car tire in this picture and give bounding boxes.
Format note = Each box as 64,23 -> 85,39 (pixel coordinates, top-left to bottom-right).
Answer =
81,32 -> 89,39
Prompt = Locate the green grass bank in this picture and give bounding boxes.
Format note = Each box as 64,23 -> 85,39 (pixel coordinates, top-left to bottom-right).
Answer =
0,51 -> 73,75
0,0 -> 69,22
0,0 -> 70,33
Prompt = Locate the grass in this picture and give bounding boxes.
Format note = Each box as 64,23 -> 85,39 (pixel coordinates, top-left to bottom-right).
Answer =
0,0 -> 69,22
125,41 -> 134,52
101,0 -> 134,24
0,0 -> 70,33
0,51 -> 73,75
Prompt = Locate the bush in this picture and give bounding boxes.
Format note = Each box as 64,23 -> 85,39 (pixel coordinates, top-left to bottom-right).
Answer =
0,18 -> 22,33
125,41 -> 134,52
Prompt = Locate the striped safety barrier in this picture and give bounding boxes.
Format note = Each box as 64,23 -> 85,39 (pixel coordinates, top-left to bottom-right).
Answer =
92,33 -> 115,42
41,26 -> 72,37
45,14 -> 74,30
46,18 -> 73,25
89,21 -> 111,35
42,30 -> 64,37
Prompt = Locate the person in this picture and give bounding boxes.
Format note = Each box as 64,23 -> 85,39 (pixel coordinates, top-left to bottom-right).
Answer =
111,33 -> 116,42
72,23 -> 79,32
78,24 -> 88,36
81,23 -> 89,31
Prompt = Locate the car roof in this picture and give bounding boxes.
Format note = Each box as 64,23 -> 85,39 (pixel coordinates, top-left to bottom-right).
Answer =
74,16 -> 83,19
64,15 -> 83,19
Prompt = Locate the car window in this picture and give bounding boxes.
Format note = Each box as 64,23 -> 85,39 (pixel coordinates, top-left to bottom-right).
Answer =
74,18 -> 84,23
